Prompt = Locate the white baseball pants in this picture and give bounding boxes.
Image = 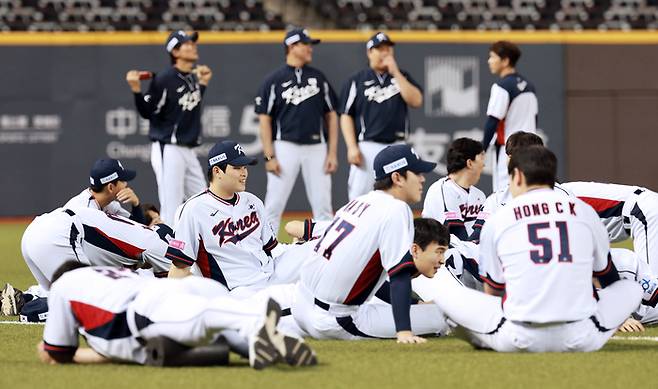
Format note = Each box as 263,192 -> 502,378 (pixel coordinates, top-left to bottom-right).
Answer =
348,141 -> 402,201
151,142 -> 206,224
432,267 -> 643,352
624,190 -> 658,275
264,141 -> 333,233
491,144 -> 509,193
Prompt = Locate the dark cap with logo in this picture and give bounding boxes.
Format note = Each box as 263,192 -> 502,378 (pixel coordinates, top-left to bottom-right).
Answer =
373,144 -> 436,180
367,32 -> 395,50
208,140 -> 257,168
284,28 -> 321,46
166,30 -> 199,53
90,159 -> 136,187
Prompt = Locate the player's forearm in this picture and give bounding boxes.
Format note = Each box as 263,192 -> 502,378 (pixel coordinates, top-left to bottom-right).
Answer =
484,283 -> 504,297
340,115 -> 359,149
392,72 -> 422,108
168,263 -> 191,278
325,111 -> 338,155
389,270 -> 413,332
259,115 -> 275,158
73,348 -> 111,364
482,116 -> 500,149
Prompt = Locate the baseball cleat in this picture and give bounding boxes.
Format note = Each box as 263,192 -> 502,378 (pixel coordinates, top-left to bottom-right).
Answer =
280,335 -> 318,367
248,298 -> 284,370
1,283 -> 24,316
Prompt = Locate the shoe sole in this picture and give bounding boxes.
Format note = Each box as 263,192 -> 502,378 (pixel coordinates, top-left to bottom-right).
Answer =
1,284 -> 17,316
282,335 -> 317,367
249,299 -> 283,370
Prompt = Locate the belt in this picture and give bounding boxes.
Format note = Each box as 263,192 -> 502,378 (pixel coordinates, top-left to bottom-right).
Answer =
63,209 -> 81,261
314,298 -> 330,311
512,320 -> 577,328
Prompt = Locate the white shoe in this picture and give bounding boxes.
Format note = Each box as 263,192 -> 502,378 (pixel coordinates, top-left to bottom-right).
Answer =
1,283 -> 24,316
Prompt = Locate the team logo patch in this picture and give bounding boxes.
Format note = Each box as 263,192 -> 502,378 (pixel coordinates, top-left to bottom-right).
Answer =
169,239 -> 186,250
383,157 -> 408,174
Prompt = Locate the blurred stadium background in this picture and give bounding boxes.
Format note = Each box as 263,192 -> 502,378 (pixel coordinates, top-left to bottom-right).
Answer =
0,0 -> 657,218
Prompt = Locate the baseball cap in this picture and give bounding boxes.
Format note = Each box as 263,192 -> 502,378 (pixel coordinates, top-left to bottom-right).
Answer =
367,32 -> 395,50
165,30 -> 199,53
89,158 -> 136,187
284,28 -> 320,46
373,144 -> 436,180
208,140 -> 257,168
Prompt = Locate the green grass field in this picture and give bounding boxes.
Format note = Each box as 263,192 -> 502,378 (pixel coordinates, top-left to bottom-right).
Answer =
0,221 -> 654,389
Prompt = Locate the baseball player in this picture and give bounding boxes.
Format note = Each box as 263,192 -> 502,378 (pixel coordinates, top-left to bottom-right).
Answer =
64,158 -> 146,224
38,262 -> 316,369
126,30 -> 212,224
483,40 -> 538,192
255,28 -> 338,233
167,140 -> 310,297
562,181 -> 658,274
470,132 -> 573,242
431,146 -> 642,352
291,144 -> 449,343
422,138 -> 486,241
339,32 -> 423,200
21,207 -> 172,293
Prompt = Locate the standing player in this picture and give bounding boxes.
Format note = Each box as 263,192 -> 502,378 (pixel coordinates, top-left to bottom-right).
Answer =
483,41 -> 538,192
291,144 -> 449,342
125,30 -> 212,224
339,32 -> 423,200
422,138 -> 486,241
167,140 -> 309,296
255,28 -> 338,233
38,262 -> 316,369
432,146 -> 642,352
562,181 -> 658,274
64,158 -> 146,224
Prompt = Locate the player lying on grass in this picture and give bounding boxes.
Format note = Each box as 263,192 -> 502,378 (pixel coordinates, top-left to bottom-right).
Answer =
37,261 -> 316,370
289,144 -> 450,343
432,146 -> 643,352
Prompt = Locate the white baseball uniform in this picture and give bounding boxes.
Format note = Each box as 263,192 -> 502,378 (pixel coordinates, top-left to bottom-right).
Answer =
64,188 -> 131,218
292,190 -> 448,340
609,248 -> 658,325
485,73 -> 538,192
422,176 -> 486,241
562,181 -> 658,274
432,188 -> 642,352
170,189 -> 309,294
43,266 -> 269,364
21,208 -> 171,292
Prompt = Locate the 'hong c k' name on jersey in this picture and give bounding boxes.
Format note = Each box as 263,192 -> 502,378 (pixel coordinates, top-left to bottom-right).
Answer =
339,69 -> 422,143
486,73 -> 537,144
169,190 -> 278,290
478,188 -> 612,323
255,65 -> 337,144
300,190 -> 415,306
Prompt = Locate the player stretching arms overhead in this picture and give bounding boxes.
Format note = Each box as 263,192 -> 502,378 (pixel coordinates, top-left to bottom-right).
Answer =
291,144 -> 449,343
432,146 -> 642,352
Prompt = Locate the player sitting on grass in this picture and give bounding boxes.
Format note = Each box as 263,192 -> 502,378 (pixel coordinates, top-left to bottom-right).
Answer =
431,146 -> 643,352
37,261 -> 316,369
422,137 -> 486,241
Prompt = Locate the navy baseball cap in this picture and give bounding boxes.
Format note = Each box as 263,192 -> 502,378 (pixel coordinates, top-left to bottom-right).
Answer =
90,159 -> 136,187
208,140 -> 257,168
373,144 -> 436,180
166,30 -> 199,53
284,28 -> 320,46
367,32 -> 395,50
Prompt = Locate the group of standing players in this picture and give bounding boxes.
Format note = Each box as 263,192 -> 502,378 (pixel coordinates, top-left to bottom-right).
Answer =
3,28 -> 658,369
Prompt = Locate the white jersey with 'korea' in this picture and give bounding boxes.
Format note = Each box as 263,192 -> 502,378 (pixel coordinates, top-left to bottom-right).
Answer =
172,190 -> 278,290
300,190 -> 414,306
422,176 -> 486,238
64,189 -> 131,218
478,188 -> 611,323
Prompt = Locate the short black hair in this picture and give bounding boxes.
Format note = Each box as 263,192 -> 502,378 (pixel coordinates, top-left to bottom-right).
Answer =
414,218 -> 449,249
507,146 -> 556,188
506,131 -> 544,157
52,261 -> 89,284
206,163 -> 228,182
447,138 -> 484,174
373,170 -> 407,191
489,40 -> 521,67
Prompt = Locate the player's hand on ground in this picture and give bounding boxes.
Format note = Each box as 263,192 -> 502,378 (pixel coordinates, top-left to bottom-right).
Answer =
618,317 -> 644,333
195,65 -> 212,85
125,70 -> 142,93
396,331 -> 427,344
36,342 -> 56,364
324,153 -> 338,174
116,187 -> 140,207
381,55 -> 400,76
347,146 -> 363,167
265,158 -> 281,176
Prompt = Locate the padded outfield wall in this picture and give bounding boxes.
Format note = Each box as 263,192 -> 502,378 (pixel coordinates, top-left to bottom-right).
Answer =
0,31 -> 655,216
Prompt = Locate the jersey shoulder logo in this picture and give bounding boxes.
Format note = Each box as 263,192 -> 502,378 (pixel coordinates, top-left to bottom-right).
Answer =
517,80 -> 527,91
212,211 -> 261,246
363,78 -> 401,103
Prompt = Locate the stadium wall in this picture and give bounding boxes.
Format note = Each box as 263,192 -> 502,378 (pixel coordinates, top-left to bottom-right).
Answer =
0,31 -> 653,216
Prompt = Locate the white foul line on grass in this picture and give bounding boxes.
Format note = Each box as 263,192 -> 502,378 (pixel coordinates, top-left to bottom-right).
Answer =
0,320 -> 44,325
611,336 -> 658,342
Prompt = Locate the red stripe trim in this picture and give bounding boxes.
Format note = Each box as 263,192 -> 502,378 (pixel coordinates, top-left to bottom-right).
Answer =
166,253 -> 194,265
93,227 -> 145,259
69,301 -> 116,331
43,342 -> 76,352
263,238 -> 278,251
593,258 -> 613,276
578,196 -> 623,214
197,238 -> 211,278
388,261 -> 415,276
344,250 -> 383,305
206,190 -> 239,206
495,119 -> 505,145
482,275 -> 505,290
